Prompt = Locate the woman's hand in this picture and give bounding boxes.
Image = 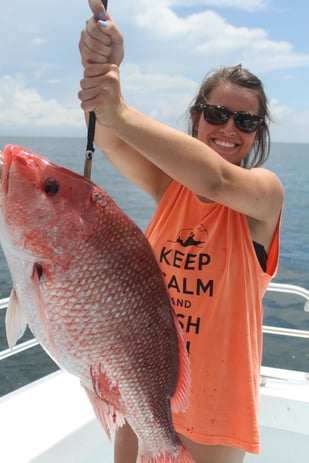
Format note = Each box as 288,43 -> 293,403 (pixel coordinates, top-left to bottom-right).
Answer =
79,0 -> 124,67
79,63 -> 124,128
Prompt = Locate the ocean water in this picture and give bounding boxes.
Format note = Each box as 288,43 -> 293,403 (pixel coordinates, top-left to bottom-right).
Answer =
0,136 -> 308,395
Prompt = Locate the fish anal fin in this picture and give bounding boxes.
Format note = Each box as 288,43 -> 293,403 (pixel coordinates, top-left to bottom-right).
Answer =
170,314 -> 191,413
5,288 -> 27,349
82,364 -> 125,439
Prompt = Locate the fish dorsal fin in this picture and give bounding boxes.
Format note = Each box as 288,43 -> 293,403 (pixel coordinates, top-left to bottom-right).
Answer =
5,288 -> 27,349
170,313 -> 191,413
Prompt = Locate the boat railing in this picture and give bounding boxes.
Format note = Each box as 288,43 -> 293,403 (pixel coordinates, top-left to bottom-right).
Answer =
263,282 -> 309,339
0,282 -> 309,362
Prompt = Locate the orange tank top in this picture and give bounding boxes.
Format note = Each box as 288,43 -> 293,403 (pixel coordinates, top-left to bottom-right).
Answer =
145,181 -> 281,454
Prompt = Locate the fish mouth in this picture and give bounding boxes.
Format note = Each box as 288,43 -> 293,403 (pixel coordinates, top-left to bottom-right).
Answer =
0,148 -> 10,193
0,149 -> 4,176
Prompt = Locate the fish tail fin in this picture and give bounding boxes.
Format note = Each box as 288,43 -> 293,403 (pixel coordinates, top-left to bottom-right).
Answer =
170,312 -> 191,413
138,444 -> 194,462
82,384 -> 125,440
172,445 -> 195,463
178,445 -> 195,463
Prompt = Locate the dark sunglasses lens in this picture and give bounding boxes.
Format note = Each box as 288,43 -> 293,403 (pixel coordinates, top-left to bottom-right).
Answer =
234,114 -> 261,132
200,104 -> 262,132
204,106 -> 229,125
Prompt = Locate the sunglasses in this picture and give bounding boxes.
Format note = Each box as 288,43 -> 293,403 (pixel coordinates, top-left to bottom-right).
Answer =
192,103 -> 264,133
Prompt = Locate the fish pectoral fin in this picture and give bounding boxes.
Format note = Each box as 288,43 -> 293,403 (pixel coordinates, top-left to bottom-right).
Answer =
5,288 -> 27,349
82,383 -> 125,440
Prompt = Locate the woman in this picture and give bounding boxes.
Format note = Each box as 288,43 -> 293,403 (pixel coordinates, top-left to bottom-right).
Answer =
78,3 -> 284,462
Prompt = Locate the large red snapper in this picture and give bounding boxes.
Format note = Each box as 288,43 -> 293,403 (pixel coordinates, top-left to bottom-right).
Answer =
0,145 -> 193,463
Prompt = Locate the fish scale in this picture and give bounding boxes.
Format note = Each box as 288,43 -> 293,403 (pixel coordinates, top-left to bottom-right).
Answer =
0,145 -> 193,463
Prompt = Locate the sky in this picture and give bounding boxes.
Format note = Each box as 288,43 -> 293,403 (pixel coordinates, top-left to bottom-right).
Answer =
1,0 -> 309,143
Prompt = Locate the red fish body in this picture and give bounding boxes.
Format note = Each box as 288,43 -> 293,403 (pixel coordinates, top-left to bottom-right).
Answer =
0,145 -> 193,463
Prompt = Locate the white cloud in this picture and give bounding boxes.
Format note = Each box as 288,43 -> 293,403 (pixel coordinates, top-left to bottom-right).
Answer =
121,63 -> 198,129
0,74 -> 83,136
46,79 -> 62,85
32,37 -> 46,46
0,64 -> 197,136
269,98 -> 309,143
114,0 -> 267,16
0,0 -> 308,142
125,7 -> 309,76
166,0 -> 267,10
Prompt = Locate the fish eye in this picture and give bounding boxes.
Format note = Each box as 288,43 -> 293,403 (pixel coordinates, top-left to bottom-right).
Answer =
44,178 -> 60,196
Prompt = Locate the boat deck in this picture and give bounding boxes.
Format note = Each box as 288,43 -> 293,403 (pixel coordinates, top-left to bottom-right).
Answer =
1,366 -> 309,463
0,371 -> 111,463
1,282 -> 309,462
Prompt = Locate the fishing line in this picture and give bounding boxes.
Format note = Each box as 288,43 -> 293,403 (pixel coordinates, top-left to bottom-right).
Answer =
83,0 -> 109,179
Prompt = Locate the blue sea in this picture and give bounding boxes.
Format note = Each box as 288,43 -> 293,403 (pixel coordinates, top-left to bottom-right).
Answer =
0,136 -> 308,396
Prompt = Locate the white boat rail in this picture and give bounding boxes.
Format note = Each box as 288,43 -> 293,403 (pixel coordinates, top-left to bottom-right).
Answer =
0,282 -> 309,362
266,282 -> 309,311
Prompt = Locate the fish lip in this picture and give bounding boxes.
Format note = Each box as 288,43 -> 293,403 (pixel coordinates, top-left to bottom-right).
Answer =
0,149 -> 4,176
0,147 -> 11,194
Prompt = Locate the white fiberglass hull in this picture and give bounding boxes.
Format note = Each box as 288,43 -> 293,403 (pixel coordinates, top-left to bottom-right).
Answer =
1,367 -> 309,463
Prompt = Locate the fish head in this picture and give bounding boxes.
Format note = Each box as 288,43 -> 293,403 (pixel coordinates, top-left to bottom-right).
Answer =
0,144 -> 104,266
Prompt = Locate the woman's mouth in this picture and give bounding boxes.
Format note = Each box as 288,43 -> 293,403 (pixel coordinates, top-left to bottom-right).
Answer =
213,138 -> 237,149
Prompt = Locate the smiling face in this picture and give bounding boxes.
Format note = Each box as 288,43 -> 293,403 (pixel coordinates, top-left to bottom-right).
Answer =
196,82 -> 261,165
